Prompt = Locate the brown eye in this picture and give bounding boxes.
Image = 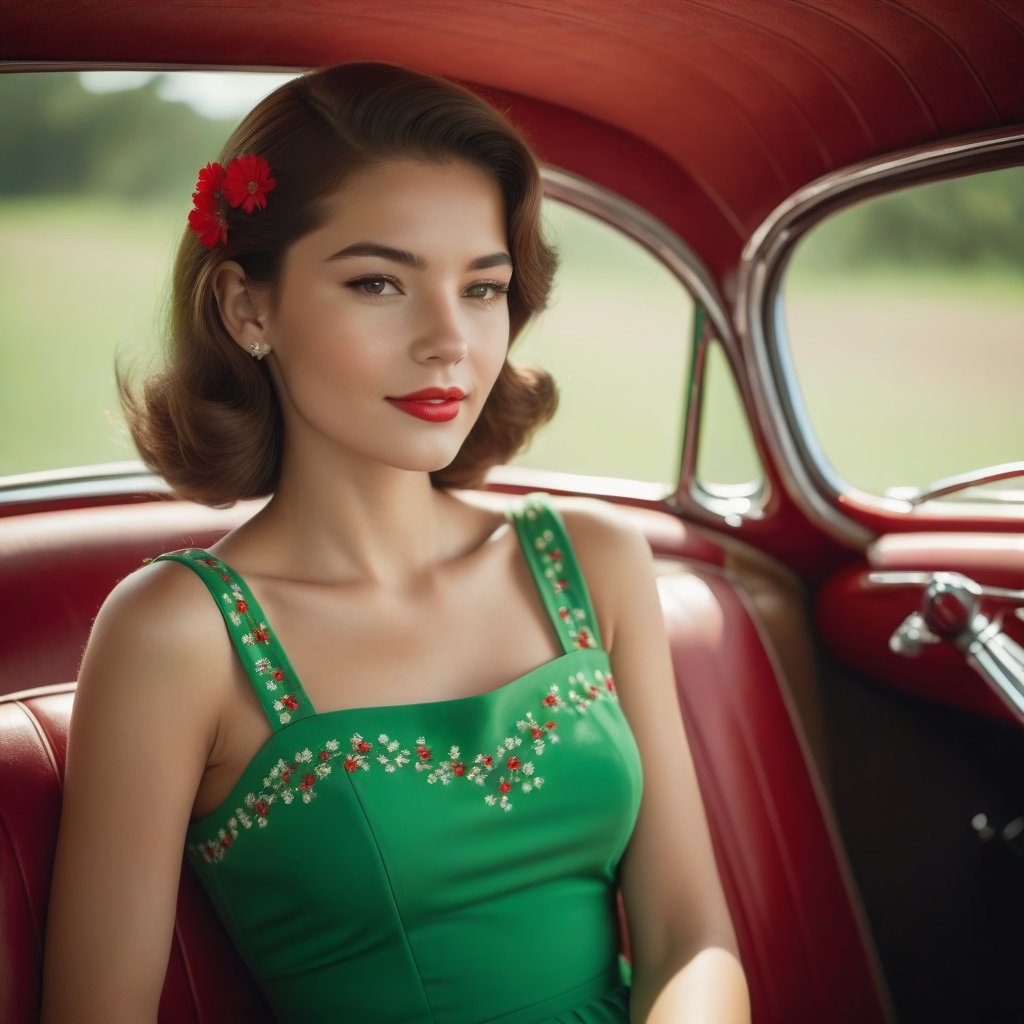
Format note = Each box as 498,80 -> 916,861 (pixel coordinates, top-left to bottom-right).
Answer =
346,275 -> 400,297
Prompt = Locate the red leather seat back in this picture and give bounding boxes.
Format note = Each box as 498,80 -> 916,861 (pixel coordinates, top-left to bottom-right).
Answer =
0,498 -> 891,1023
659,568 -> 891,1022
0,684 -> 273,1023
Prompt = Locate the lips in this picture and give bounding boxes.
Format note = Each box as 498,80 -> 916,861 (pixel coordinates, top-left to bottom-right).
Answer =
386,387 -> 466,423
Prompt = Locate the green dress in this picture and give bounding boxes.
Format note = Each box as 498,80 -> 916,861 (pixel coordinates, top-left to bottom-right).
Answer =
157,494 -> 643,1023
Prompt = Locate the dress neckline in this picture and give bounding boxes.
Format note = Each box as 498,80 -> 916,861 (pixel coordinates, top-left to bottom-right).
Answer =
186,644 -> 611,833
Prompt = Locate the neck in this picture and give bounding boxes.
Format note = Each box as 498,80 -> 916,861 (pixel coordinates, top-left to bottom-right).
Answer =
256,452 -> 458,588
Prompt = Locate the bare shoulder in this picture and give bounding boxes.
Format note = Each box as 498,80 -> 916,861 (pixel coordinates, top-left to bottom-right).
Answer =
551,496 -> 653,572
76,556 -> 236,744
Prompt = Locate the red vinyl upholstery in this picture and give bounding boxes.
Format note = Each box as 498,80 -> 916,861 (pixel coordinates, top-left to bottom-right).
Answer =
0,498 -> 891,1023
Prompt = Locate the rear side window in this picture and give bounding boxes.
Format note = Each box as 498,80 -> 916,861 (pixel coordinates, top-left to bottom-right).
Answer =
0,71 -> 697,493
780,166 -> 1024,505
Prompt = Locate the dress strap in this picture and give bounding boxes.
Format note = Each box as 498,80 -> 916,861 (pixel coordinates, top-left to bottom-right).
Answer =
152,549 -> 315,731
507,493 -> 603,654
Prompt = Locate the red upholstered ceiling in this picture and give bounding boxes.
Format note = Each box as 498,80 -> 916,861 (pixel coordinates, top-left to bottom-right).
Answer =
3,0 -> 1023,286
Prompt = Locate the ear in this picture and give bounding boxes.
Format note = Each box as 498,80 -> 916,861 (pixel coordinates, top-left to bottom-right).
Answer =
212,261 -> 269,353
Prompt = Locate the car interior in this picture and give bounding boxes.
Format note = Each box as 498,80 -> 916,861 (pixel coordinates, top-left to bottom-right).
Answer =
1,3 -> 1022,1022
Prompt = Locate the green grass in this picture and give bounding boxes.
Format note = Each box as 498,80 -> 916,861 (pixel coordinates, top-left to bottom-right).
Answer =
0,197 -> 184,471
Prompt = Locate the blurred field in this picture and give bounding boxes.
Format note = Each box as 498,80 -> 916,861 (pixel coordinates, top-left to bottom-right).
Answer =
1,196 -> 1022,496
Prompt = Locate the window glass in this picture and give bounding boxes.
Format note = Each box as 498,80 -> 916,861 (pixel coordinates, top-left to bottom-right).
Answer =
511,201 -> 693,486
0,72 -> 694,490
0,71 -> 293,478
781,167 -> 1024,502
695,337 -> 761,490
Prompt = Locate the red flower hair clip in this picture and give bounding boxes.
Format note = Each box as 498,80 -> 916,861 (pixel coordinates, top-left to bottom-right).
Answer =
187,154 -> 276,248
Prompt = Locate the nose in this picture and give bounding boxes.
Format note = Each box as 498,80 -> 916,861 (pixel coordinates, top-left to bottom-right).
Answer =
411,292 -> 469,365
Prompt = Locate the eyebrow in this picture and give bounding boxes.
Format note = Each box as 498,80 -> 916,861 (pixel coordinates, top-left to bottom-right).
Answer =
327,242 -> 512,272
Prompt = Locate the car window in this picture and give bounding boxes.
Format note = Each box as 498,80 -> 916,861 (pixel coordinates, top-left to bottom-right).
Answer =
510,200 -> 693,488
0,70 -> 292,479
0,70 -> 696,492
780,166 -> 1024,506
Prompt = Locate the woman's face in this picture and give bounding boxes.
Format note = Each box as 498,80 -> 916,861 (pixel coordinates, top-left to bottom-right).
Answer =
260,158 -> 512,477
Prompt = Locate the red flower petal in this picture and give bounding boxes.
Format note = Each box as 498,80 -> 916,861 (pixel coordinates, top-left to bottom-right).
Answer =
188,206 -> 227,248
223,154 -> 276,214
194,161 -> 224,197
507,755 -> 521,771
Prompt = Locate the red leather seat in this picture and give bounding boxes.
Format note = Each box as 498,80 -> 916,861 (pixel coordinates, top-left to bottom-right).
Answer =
0,498 -> 892,1023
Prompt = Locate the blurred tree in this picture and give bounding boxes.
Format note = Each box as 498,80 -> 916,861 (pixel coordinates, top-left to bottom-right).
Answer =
0,72 -> 235,198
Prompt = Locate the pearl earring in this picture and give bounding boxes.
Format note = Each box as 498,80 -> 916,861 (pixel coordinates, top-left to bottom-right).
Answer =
249,342 -> 272,361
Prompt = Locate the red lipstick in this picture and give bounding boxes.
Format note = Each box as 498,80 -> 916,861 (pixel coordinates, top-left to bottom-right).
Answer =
387,387 -> 466,423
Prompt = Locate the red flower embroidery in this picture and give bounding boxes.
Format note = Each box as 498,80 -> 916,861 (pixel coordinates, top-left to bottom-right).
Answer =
220,834 -> 232,849
281,769 -> 292,783
344,757 -> 359,773
605,675 -> 616,692
452,762 -> 466,776
236,599 -> 248,613
272,668 -> 285,682
300,773 -> 317,791
499,781 -> 512,794
577,628 -> 592,648
223,154 -> 276,213
545,721 -> 557,730
541,694 -> 557,707
417,745 -> 432,762
281,694 -> 298,711
531,726 -> 544,739
254,800 -> 269,816
252,626 -> 270,643
507,755 -> 522,771
198,558 -> 219,568
357,740 -> 372,753
318,750 -> 330,761
549,549 -> 563,562
481,754 -> 494,768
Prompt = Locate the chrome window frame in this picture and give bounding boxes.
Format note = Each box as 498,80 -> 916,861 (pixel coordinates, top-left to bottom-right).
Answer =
738,127 -> 1024,547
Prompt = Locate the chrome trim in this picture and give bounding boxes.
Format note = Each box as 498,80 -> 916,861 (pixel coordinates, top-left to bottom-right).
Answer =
540,168 -> 759,519
541,168 -> 735,348
871,570 -> 1024,725
739,127 -> 1024,547
0,461 -> 169,506
890,462 -> 1024,507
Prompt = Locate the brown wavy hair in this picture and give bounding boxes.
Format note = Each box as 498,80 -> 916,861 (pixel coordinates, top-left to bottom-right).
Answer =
122,63 -> 558,505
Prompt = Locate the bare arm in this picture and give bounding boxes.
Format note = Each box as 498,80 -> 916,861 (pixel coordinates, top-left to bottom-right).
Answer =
41,564 -> 229,1024
562,503 -> 750,1023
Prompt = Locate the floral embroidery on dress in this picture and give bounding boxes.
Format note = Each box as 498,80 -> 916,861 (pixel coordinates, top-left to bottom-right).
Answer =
526,515 -> 594,650
186,552 -> 303,726
193,667 -> 621,860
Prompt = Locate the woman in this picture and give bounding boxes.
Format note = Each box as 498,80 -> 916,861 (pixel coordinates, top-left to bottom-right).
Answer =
42,63 -> 749,1023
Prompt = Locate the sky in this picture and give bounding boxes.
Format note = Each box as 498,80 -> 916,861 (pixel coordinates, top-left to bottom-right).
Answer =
79,70 -> 298,119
